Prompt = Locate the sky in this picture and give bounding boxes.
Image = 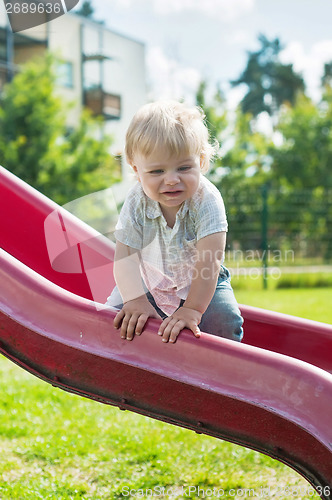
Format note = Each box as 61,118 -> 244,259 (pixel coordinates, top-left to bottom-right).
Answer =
88,0 -> 332,106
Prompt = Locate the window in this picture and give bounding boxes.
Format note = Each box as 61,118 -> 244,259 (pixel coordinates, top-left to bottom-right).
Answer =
57,61 -> 74,88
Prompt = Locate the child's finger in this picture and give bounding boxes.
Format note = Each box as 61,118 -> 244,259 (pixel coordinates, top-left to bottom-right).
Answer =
126,312 -> 148,340
114,309 -> 125,329
120,314 -> 131,339
168,321 -> 186,343
189,321 -> 201,338
162,318 -> 185,343
157,316 -> 173,337
192,326 -> 201,338
135,314 -> 149,336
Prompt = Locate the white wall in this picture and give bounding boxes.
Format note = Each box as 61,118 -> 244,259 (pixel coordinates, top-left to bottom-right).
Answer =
102,29 -> 146,158
0,4 -> 9,28
50,14 -> 147,180
90,25 -> 147,180
47,14 -> 83,127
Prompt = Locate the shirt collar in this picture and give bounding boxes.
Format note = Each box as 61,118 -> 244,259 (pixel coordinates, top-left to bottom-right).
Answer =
146,197 -> 163,219
146,197 -> 190,221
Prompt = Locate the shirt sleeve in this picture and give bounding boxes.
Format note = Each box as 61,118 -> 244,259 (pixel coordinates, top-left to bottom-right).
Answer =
195,181 -> 228,241
114,185 -> 143,250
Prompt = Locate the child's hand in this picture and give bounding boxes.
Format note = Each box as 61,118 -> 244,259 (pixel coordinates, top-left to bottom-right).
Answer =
114,297 -> 160,341
158,307 -> 201,344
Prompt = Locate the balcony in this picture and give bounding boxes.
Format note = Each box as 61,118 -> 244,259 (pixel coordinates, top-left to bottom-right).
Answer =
84,87 -> 121,120
0,25 -> 47,93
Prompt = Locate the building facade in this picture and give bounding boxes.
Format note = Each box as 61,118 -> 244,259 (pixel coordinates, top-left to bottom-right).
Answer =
0,4 -> 147,182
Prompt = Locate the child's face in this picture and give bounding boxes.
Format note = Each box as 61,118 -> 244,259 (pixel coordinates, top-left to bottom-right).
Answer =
132,149 -> 201,214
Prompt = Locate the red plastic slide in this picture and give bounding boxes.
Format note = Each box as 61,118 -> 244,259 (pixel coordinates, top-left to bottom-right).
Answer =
1,166 -> 332,497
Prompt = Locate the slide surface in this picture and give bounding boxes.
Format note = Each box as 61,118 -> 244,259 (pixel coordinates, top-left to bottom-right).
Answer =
1,166 -> 332,498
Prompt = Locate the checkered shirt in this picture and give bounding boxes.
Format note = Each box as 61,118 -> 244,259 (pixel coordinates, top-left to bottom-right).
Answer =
114,174 -> 228,315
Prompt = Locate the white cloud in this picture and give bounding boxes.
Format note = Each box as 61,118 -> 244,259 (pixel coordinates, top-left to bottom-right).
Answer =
280,40 -> 332,101
112,0 -> 255,21
146,46 -> 201,102
227,29 -> 252,46
154,0 -> 255,20
226,85 -> 247,110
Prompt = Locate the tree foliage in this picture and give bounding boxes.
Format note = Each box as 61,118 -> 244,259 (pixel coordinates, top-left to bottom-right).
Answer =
196,80 -> 228,147
322,61 -> 332,87
196,45 -> 332,261
271,93 -> 332,189
231,34 -> 305,118
0,54 -> 120,205
76,0 -> 95,18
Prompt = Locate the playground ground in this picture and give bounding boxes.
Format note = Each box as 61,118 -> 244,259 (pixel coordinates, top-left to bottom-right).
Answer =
0,286 -> 330,499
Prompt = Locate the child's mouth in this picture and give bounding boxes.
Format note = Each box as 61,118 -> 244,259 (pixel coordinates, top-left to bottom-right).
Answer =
163,190 -> 182,197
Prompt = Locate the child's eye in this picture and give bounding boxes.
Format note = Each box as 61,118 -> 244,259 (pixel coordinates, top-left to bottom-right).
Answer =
178,166 -> 191,172
149,169 -> 164,175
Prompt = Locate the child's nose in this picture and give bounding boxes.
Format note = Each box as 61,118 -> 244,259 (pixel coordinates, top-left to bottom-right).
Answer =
165,171 -> 180,185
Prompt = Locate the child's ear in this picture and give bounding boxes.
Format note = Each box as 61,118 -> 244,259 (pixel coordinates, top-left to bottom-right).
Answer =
132,164 -> 141,182
200,153 -> 209,173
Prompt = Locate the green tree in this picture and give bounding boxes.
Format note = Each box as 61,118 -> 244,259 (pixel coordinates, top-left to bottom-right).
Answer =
270,84 -> 332,260
231,34 -> 305,118
196,80 -> 228,147
322,61 -> 332,87
76,0 -> 95,18
196,64 -> 332,261
0,54 -> 120,205
271,93 -> 332,188
196,81 -> 272,252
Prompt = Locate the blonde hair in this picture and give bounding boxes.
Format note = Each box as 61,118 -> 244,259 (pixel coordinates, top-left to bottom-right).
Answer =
125,100 -> 218,173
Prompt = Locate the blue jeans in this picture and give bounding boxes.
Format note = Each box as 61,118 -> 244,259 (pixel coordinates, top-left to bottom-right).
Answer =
107,266 -> 244,342
199,266 -> 243,342
147,266 -> 243,342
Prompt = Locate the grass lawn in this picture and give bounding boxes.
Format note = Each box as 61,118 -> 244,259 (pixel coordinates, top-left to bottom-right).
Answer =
0,287 -> 328,499
235,287 -> 332,324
